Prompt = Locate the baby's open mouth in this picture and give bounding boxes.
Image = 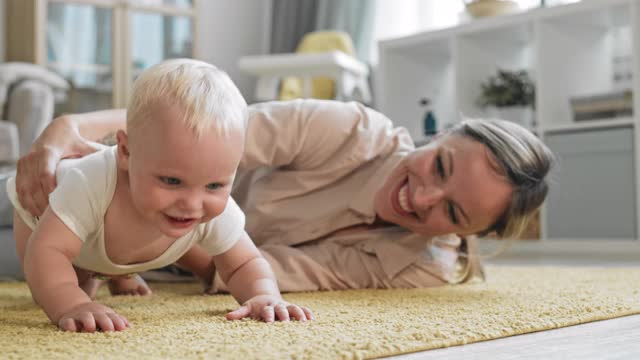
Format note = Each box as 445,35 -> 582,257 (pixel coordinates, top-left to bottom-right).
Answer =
164,214 -> 197,227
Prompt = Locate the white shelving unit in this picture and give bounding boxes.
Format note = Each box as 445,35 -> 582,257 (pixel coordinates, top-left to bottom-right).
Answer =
378,0 -> 639,241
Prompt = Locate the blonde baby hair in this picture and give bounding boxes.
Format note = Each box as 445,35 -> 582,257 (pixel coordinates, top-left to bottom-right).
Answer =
127,58 -> 247,138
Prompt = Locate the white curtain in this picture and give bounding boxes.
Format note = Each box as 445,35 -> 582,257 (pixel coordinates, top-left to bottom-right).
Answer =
47,4 -> 111,88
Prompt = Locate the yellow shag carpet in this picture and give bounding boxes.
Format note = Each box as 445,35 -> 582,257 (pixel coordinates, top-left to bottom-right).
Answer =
1,266 -> 639,359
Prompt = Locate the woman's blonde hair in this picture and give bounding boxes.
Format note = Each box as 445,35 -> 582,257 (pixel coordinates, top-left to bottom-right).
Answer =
450,118 -> 554,239
127,58 -> 247,138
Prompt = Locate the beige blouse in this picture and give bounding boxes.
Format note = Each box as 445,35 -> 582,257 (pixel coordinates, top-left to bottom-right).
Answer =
230,99 -> 483,289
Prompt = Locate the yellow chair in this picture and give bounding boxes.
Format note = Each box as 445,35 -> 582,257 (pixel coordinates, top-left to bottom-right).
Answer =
279,31 -> 357,100
238,31 -> 370,104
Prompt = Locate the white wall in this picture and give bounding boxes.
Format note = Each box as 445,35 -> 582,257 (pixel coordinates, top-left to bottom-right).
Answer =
196,0 -> 271,103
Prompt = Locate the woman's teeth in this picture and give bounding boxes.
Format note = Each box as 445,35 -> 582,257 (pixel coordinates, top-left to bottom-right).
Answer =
398,184 -> 414,213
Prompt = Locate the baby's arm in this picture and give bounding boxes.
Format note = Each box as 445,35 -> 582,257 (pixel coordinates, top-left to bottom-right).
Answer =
24,208 -> 129,332
213,231 -> 314,322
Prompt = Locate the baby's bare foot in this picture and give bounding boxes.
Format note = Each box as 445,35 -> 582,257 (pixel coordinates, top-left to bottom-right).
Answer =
108,274 -> 152,296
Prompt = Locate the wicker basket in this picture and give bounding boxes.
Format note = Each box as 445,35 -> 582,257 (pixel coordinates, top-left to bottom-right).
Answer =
464,0 -> 520,18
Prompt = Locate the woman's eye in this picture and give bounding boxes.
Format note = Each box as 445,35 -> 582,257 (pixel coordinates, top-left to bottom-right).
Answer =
436,155 -> 445,178
447,202 -> 459,225
206,183 -> 223,190
160,177 -> 181,185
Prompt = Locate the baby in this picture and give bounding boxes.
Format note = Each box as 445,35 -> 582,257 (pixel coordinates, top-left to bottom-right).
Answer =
7,59 -> 313,332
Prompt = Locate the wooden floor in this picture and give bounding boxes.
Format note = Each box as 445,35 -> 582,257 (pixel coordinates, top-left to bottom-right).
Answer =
393,315 -> 640,359
391,240 -> 640,359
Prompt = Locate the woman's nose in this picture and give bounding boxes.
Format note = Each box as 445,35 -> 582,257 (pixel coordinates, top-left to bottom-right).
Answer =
413,186 -> 445,210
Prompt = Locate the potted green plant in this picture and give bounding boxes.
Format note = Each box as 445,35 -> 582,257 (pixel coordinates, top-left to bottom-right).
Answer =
476,68 -> 536,129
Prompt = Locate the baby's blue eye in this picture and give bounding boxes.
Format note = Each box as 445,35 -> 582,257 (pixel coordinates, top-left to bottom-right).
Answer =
160,177 -> 181,185
206,183 -> 223,190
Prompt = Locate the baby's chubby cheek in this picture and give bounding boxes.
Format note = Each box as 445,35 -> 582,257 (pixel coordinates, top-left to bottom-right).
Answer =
205,198 -> 230,219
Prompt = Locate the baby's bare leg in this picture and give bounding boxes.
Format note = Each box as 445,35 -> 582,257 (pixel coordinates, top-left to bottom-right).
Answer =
108,275 -> 152,296
13,211 -> 31,269
76,271 -> 153,298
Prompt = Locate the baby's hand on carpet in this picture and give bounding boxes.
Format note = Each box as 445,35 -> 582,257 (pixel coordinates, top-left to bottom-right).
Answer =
58,302 -> 130,332
226,295 -> 314,323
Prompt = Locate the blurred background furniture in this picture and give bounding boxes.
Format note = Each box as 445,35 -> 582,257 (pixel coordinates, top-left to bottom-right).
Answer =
5,0 -> 198,116
0,67 -> 63,279
238,31 -> 371,104
463,0 -> 520,18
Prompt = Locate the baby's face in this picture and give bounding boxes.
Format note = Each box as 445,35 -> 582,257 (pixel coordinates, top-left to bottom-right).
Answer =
125,107 -> 244,238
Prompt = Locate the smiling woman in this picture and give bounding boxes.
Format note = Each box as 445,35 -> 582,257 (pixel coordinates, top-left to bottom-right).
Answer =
15,99 -> 553,293
374,127 -> 515,238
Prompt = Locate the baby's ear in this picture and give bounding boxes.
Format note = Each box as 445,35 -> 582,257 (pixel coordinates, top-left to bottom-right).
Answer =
116,130 -> 130,170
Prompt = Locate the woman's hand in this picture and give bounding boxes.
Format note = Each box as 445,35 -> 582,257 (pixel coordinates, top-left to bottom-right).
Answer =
225,294 -> 314,323
15,138 -> 106,217
15,145 -> 62,217
57,302 -> 130,332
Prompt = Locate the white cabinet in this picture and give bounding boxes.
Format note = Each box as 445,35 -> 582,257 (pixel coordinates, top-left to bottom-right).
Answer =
378,0 -> 640,240
545,128 -> 636,239
5,0 -> 198,115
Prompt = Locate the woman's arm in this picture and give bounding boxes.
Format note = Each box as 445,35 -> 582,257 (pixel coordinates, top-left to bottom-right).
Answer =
67,109 -> 127,143
241,99 -> 403,172
33,109 -> 126,157
16,109 -> 126,216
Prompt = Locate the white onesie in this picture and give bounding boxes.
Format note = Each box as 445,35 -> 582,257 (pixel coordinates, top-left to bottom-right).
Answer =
6,146 -> 245,276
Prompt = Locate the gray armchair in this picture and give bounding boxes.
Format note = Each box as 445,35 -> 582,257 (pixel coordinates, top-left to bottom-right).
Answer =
0,79 -> 57,279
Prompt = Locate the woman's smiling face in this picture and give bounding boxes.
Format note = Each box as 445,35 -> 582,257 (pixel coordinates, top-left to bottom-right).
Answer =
374,133 -> 513,237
